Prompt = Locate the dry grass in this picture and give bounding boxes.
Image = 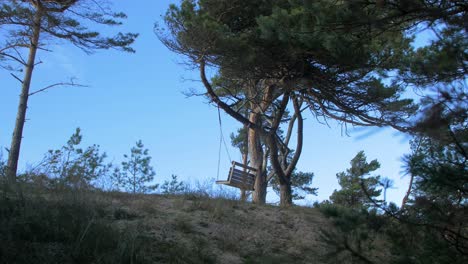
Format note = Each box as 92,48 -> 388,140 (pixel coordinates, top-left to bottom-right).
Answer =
1,186 -> 334,264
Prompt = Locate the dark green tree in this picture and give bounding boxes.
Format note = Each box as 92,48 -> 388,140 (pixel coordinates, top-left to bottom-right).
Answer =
330,1 -> 466,260
0,0 -> 138,186
330,151 -> 382,209
398,134 -> 467,260
318,203 -> 388,264
383,1 -> 467,259
113,140 -> 157,194
159,0 -> 415,206
311,1 -> 466,262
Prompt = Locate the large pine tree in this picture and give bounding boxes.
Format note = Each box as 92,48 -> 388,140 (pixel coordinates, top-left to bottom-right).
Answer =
0,0 -> 137,187
159,0 -> 415,205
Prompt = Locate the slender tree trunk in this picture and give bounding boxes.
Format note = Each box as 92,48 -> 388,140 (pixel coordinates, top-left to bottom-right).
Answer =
6,9 -> 43,186
401,173 -> 414,209
249,112 -> 266,204
279,182 -> 292,206
240,152 -> 248,202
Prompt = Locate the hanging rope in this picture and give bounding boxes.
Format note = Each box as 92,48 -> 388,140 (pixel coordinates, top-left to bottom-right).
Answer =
216,106 -> 232,180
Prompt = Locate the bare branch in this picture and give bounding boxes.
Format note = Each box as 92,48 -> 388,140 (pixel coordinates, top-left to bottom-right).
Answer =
29,80 -> 87,96
10,73 -> 23,83
0,43 -> 29,53
284,113 -> 297,148
0,52 -> 27,65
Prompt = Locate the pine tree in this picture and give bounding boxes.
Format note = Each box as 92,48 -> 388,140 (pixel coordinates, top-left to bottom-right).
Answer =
37,128 -> 111,189
113,140 -> 157,194
0,0 -> 138,186
160,175 -> 188,195
398,134 -> 467,260
159,0 -> 415,205
330,151 -> 382,209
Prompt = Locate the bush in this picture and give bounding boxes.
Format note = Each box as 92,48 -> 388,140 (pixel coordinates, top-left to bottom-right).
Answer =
35,128 -> 112,190
0,194 -> 149,264
160,174 -> 188,194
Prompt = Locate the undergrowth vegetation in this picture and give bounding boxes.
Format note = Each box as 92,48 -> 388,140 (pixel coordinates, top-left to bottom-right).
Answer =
0,192 -> 148,263
0,181 -> 328,264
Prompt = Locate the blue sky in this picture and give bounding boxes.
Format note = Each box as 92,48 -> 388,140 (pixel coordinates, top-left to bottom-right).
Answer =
0,1 -> 414,204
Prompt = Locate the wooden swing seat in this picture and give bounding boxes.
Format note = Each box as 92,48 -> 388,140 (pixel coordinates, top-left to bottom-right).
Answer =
216,161 -> 256,190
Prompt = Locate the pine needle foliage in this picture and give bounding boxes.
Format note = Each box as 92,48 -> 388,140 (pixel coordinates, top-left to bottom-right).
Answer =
113,140 -> 158,194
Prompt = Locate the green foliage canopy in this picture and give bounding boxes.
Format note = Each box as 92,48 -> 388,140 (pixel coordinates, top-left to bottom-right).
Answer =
159,0 -> 416,130
0,0 -> 138,56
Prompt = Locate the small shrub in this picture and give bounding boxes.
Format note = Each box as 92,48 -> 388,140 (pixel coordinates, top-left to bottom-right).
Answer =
160,174 -> 188,194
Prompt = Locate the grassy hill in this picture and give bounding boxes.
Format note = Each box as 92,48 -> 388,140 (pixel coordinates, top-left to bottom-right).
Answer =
1,188 -> 335,264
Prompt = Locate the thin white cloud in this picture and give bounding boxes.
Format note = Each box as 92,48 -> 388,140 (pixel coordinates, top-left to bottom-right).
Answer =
43,45 -> 85,81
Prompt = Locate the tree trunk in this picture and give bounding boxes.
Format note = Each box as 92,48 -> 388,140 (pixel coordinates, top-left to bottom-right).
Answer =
401,173 -> 414,209
276,97 -> 303,207
249,112 -> 266,204
279,182 -> 292,206
240,152 -> 248,202
267,134 -> 294,207
6,9 -> 43,185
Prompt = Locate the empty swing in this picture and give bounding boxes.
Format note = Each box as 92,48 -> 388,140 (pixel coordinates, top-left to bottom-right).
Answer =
216,161 -> 256,190
214,107 -> 256,190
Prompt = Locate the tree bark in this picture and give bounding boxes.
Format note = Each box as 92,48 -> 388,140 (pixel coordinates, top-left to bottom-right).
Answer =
268,96 -> 303,207
267,133 -> 293,207
249,112 -> 266,204
401,172 -> 414,209
279,182 -> 293,206
6,8 -> 43,185
240,152 -> 248,202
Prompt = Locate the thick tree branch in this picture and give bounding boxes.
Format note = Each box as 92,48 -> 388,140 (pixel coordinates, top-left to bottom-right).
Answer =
200,59 -> 259,130
286,96 -> 304,176
269,92 -> 290,132
267,133 -> 288,184
266,94 -> 292,184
